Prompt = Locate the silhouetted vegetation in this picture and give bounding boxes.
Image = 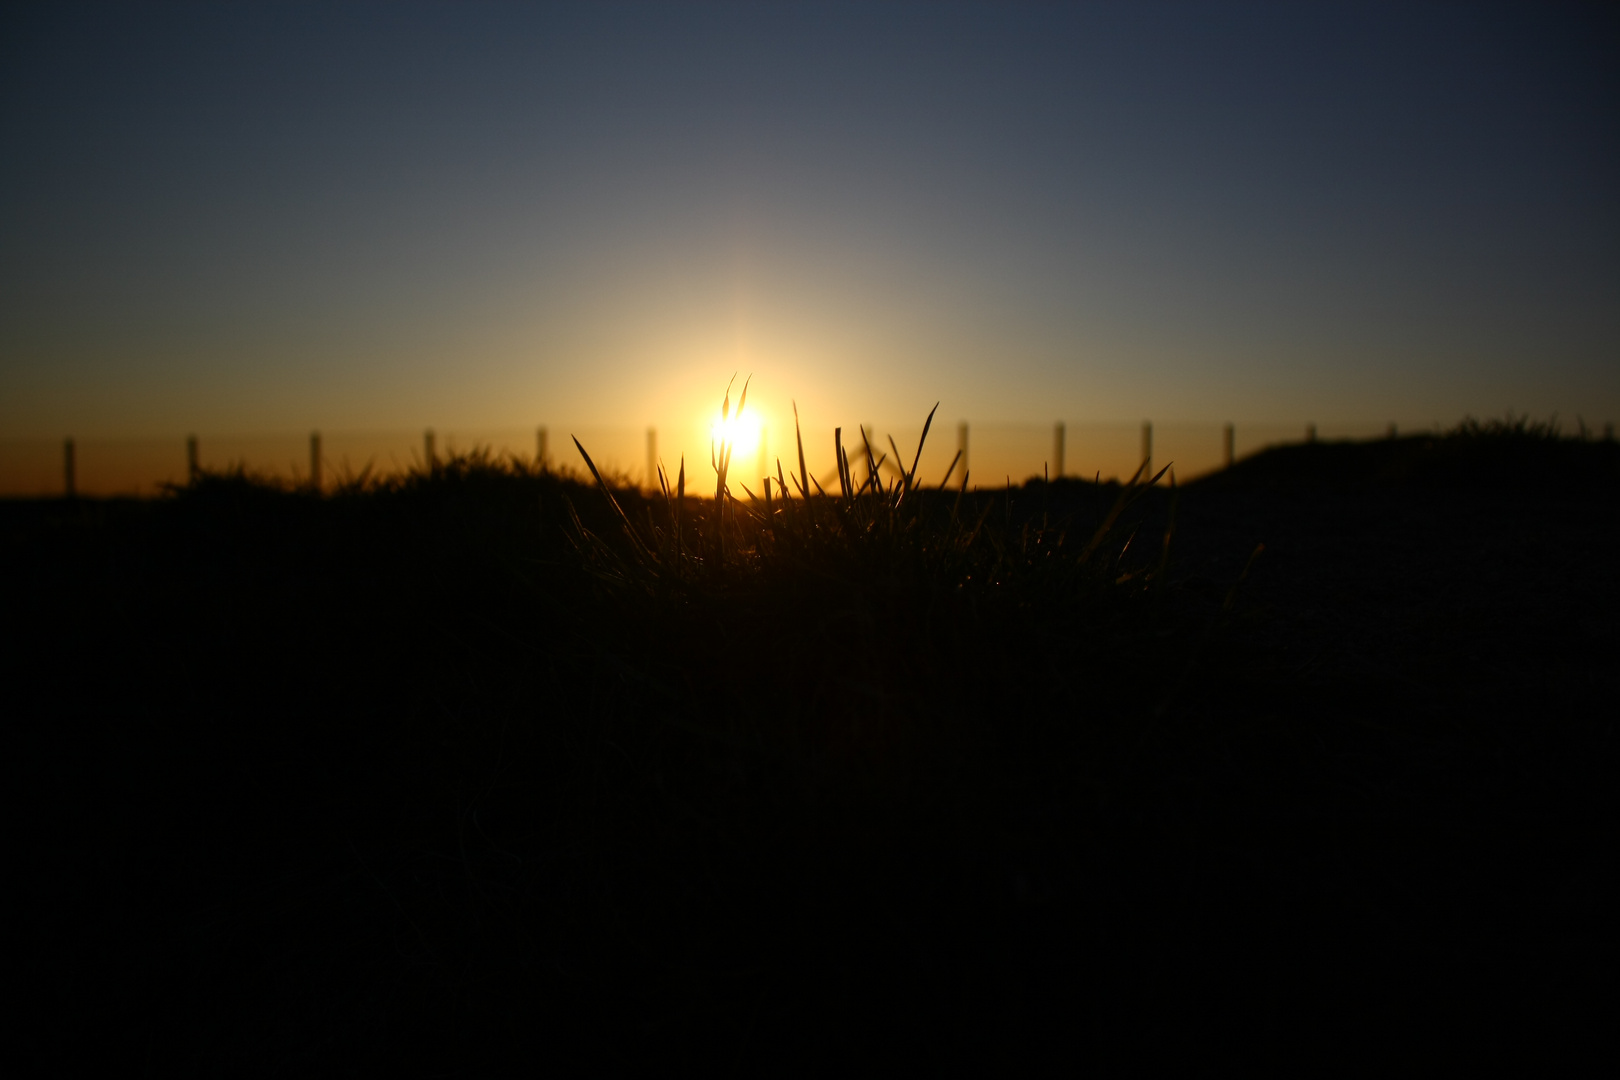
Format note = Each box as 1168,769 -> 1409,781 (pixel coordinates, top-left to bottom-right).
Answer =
8,415 -> 1616,1070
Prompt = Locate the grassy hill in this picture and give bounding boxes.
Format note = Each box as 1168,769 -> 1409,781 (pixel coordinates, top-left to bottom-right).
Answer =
7,419 -> 1616,1069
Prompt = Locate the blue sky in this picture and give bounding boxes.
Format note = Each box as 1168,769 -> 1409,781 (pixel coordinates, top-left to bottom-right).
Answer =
2,1 -> 1615,445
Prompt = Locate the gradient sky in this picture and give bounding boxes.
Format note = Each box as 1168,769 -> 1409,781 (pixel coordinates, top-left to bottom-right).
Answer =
2,1 -> 1616,445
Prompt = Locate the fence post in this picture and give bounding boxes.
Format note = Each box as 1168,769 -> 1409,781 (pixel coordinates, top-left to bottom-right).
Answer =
537,426 -> 549,471
1387,423 -> 1397,439
757,425 -> 768,487
1606,422 -> 1615,442
1224,423 -> 1235,469
187,435 -> 199,482
309,432 -> 322,493
424,428 -> 436,471
646,427 -> 657,491
1141,421 -> 1153,483
64,438 -> 75,498
1305,423 -> 1316,444
957,422 -> 969,483
1053,422 -> 1065,479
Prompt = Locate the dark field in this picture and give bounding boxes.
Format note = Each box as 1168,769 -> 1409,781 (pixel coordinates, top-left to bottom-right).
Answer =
8,423 -> 1617,1070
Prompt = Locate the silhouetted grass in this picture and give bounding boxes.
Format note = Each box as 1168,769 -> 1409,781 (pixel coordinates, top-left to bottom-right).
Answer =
6,409 -> 1616,1070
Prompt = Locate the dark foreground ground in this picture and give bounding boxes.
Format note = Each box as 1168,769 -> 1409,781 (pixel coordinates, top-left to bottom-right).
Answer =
7,430 -> 1617,1070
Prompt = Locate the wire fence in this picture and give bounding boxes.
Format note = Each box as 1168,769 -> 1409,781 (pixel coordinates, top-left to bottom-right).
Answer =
2,420 -> 1422,498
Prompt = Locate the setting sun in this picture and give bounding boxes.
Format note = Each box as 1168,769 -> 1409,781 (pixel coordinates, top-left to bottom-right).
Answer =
712,407 -> 761,464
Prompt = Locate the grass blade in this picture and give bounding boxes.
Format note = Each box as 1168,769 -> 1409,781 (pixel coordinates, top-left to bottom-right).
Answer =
571,435 -> 653,564
835,427 -> 849,503
793,401 -> 813,514
908,402 -> 939,493
1152,469 -> 1178,585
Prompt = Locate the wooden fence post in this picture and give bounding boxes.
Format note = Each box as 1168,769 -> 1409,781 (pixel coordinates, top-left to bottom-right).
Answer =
537,426 -> 549,471
1305,423 -> 1317,444
1141,421 -> 1152,483
309,432 -> 322,492
1606,422 -> 1615,442
646,427 -> 657,491
1053,422 -> 1065,479
187,435 -> 199,482
1224,423 -> 1234,469
424,428 -> 436,471
63,438 -> 75,498
957,422 -> 969,483
1387,423 -> 1397,439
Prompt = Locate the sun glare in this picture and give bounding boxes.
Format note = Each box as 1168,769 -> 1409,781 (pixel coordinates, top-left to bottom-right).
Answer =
712,407 -> 761,463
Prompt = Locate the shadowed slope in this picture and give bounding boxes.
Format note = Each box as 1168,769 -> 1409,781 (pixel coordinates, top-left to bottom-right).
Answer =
6,422 -> 1615,1069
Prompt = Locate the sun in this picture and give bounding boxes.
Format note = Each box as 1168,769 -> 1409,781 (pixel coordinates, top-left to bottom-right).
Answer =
712,406 -> 761,463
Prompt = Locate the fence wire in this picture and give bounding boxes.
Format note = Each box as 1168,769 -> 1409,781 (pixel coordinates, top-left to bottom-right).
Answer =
2,421 -> 1409,497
